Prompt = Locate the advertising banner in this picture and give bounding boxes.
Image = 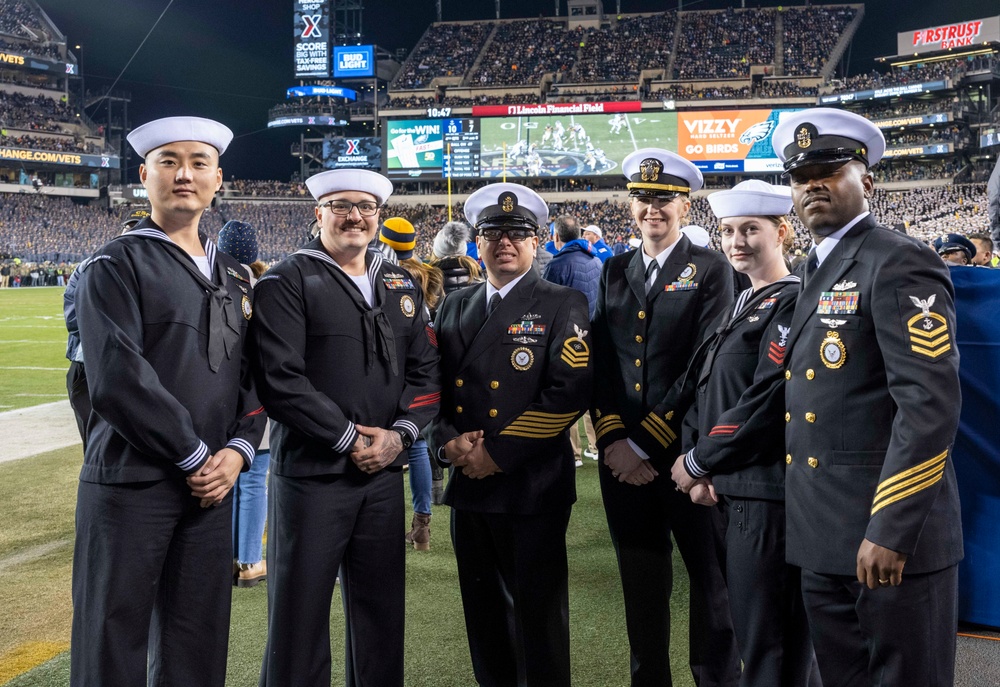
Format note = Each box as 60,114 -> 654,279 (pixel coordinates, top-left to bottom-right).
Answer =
872,113 -> 951,129
678,109 -> 801,173
898,16 -> 999,56
0,50 -> 76,74
819,80 -> 949,104
294,0 -> 329,78
333,45 -> 375,78
385,119 -> 444,178
267,115 -> 347,128
0,147 -> 119,168
882,143 -> 952,158
980,129 -> 999,149
323,136 -> 381,170
472,101 -> 642,118
287,85 -> 357,100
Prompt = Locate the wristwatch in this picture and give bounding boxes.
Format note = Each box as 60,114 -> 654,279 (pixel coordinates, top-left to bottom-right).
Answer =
394,428 -> 413,450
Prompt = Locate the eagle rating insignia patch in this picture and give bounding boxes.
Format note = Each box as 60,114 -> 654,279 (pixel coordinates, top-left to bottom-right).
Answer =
561,324 -> 590,369
768,325 -> 790,365
400,295 -> 415,318
241,294 -> 253,320
906,294 -> 951,359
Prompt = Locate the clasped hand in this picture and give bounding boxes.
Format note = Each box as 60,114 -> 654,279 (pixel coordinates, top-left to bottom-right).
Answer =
604,439 -> 658,485
443,430 -> 502,479
350,425 -> 403,474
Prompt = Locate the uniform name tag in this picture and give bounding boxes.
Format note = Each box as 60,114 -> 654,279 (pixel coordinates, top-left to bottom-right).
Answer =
508,321 -> 546,336
817,291 -> 859,315
382,276 -> 414,290
665,282 -> 699,292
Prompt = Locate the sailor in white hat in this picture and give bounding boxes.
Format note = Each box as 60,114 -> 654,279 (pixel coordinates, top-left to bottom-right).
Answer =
433,180 -> 592,686
72,114 -> 266,686
252,165 -> 440,686
673,179 -> 816,686
773,107 -> 963,687
591,147 -> 740,684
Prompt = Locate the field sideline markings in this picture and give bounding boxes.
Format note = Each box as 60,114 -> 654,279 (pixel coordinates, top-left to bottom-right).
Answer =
0,340 -> 64,344
0,366 -> 66,371
0,641 -> 69,683
0,540 -> 71,575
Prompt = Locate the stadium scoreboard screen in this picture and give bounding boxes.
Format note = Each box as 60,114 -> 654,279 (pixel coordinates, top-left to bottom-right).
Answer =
384,107 -> 801,179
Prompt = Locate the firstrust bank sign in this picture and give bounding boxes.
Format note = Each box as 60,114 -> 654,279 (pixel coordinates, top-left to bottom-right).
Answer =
897,16 -> 999,55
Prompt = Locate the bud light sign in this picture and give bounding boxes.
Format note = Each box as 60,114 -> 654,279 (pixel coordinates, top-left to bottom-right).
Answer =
333,45 -> 374,78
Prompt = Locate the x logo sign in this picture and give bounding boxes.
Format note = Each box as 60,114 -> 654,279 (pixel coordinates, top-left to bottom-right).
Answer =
301,15 -> 321,38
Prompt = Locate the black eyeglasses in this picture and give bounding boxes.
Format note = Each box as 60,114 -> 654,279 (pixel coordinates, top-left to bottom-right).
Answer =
479,228 -> 536,242
319,200 -> 382,216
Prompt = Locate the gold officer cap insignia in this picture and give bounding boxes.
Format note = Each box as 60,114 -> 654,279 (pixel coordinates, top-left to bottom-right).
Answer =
639,158 -> 662,182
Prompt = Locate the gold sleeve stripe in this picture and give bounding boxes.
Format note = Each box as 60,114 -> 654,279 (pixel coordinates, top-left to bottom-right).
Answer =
871,466 -> 946,516
594,414 -> 622,428
500,425 -> 570,439
875,451 -> 947,495
907,332 -> 950,347
910,343 -> 951,358
595,419 -> 626,440
506,419 -> 575,431
644,413 -> 677,443
518,411 -> 579,420
872,461 -> 945,505
641,417 -> 676,449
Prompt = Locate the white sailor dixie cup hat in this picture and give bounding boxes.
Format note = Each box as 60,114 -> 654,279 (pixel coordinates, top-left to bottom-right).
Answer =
772,108 -> 885,172
708,180 -> 794,219
305,169 -> 394,205
127,116 -> 234,158
622,147 -> 703,197
464,183 -> 549,233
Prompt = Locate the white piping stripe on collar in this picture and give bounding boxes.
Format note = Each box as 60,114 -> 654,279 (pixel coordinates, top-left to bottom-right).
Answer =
295,248 -> 384,302
129,228 -> 217,276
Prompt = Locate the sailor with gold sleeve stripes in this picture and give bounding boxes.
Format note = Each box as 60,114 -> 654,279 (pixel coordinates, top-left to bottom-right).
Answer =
775,108 -> 964,687
432,182 -> 592,687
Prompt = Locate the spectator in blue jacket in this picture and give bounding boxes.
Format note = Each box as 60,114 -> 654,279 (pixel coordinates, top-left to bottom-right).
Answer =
543,214 -> 601,320
582,224 -> 613,262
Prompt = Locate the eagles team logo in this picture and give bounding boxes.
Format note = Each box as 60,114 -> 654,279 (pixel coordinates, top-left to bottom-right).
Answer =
511,346 -> 534,371
796,125 -> 814,149
739,120 -> 775,145
241,295 -> 253,320
400,295 -> 415,318
820,331 -> 846,369
639,158 -> 662,182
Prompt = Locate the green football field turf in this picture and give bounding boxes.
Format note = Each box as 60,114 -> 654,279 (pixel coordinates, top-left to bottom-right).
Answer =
0,287 -> 698,686
0,288 -> 70,411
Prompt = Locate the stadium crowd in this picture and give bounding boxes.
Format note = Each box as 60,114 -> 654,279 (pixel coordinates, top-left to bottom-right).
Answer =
471,21 -> 586,87
393,22 -> 493,90
1,183 -> 990,276
0,0 -> 48,41
780,5 -> 857,76
0,91 -> 76,133
674,8 -> 775,79
573,13 -> 677,83
0,35 -> 61,61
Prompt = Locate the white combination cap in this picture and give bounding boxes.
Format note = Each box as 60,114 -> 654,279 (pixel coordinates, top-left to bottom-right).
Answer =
622,147 -> 703,195
464,182 -> 549,232
772,108 -> 885,170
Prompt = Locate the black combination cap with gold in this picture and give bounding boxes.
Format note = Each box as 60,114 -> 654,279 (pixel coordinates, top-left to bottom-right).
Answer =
621,147 -> 703,198
772,108 -> 886,172
464,182 -> 549,233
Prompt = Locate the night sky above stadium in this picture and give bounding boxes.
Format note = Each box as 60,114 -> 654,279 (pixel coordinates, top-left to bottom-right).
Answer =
39,0 -> 998,182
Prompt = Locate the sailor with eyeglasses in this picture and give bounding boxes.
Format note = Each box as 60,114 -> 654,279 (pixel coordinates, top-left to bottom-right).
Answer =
432,182 -> 593,687
250,168 -> 441,687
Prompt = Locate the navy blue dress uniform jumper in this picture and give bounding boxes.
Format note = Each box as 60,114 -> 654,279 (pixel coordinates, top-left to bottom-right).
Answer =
590,233 -> 742,687
785,214 -> 964,686
71,218 -> 266,687
680,275 -> 820,687
250,239 -> 440,687
433,269 -> 593,687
